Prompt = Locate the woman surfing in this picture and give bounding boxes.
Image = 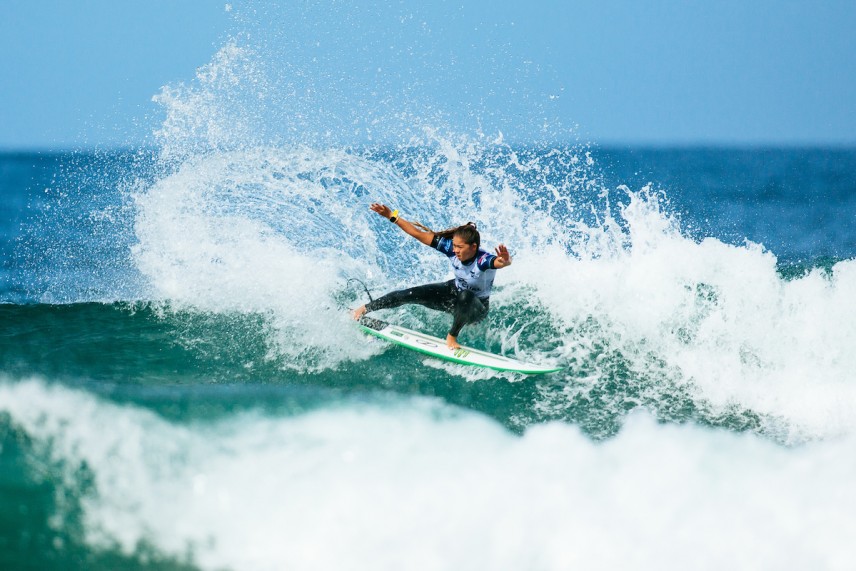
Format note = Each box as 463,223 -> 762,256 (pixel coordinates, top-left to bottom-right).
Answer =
352,203 -> 512,349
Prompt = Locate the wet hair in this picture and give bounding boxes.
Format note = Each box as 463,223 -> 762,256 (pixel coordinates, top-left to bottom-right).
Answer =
435,222 -> 480,248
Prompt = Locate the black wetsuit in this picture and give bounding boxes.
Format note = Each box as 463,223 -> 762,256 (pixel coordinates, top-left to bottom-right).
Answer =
364,235 -> 498,337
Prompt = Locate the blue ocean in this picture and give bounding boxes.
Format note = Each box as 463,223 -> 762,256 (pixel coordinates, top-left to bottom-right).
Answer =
3,40 -> 856,571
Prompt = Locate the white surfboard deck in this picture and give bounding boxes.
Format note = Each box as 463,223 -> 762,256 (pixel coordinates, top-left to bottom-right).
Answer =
358,317 -> 562,375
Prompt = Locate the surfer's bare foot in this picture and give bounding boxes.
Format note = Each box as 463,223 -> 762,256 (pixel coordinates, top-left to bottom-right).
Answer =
351,305 -> 367,320
446,334 -> 461,350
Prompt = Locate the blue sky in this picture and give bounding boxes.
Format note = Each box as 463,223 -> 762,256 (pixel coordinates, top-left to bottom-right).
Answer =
2,0 -> 855,149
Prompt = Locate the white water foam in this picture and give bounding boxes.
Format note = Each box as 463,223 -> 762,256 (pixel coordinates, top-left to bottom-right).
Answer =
530,187 -> 856,441
132,148 -> 392,370
3,378 -> 855,571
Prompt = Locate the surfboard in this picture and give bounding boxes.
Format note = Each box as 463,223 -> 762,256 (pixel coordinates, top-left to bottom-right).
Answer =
358,317 -> 562,375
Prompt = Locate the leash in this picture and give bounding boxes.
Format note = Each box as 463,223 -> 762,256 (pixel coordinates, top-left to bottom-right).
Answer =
346,277 -> 374,303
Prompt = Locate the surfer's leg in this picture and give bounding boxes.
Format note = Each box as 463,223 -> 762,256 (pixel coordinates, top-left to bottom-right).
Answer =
449,290 -> 488,337
364,281 -> 455,313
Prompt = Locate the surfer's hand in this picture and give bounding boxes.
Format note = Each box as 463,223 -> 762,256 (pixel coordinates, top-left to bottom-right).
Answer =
494,244 -> 512,268
370,203 -> 392,218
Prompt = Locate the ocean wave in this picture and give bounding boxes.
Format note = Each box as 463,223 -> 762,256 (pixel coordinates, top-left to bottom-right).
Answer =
2,378 -> 855,571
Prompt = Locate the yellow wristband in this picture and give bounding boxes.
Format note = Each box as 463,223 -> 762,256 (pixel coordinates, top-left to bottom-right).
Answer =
389,209 -> 399,223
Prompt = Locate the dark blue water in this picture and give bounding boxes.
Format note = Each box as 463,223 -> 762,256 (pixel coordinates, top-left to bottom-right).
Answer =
594,147 -> 856,262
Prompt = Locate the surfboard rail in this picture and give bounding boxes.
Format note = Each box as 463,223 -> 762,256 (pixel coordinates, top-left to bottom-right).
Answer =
358,317 -> 562,375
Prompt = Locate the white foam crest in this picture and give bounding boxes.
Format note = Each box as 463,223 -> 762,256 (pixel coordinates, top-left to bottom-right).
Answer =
3,378 -> 856,571
533,185 -> 856,441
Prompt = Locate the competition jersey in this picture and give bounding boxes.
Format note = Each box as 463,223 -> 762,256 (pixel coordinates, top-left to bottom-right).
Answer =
432,236 -> 497,299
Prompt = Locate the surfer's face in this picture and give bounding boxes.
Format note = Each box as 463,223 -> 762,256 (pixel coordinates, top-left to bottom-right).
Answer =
452,237 -> 478,261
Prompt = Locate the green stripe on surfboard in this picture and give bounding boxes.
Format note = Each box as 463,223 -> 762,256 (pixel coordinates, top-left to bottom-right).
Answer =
358,317 -> 562,375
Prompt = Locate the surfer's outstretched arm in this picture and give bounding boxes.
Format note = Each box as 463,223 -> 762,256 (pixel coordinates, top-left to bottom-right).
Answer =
369,203 -> 434,246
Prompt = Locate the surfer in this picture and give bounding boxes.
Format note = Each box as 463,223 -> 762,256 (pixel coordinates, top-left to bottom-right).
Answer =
352,202 -> 512,349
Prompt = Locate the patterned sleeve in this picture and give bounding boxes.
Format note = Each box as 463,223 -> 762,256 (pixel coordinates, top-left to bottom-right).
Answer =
477,251 -> 497,271
432,235 -> 455,257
